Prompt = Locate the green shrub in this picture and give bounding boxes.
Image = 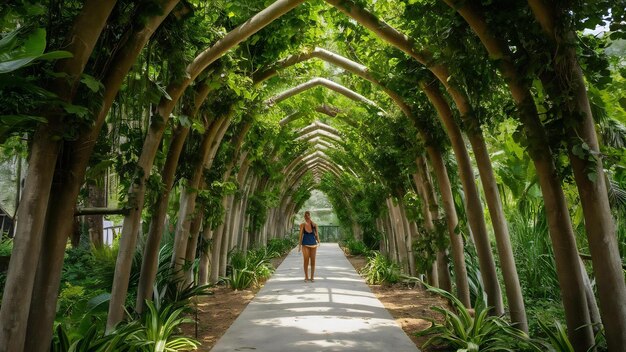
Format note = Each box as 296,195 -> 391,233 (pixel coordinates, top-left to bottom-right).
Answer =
342,237 -> 370,256
51,300 -> 199,352
360,251 -> 400,284
57,283 -> 87,317
266,236 -> 297,257
128,300 -> 200,352
51,320 -> 140,352
417,284 -> 535,351
227,267 -> 256,290
152,277 -> 212,312
0,238 -> 12,256
526,299 -> 566,338
225,248 -> 275,290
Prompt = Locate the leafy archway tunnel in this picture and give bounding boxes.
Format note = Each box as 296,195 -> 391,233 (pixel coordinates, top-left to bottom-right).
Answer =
0,0 -> 625,351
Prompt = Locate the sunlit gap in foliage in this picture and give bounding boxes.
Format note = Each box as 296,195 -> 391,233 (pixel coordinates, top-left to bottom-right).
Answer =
293,189 -> 341,242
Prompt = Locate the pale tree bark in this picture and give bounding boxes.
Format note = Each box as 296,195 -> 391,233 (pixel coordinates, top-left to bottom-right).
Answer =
183,207 -> 204,286
86,180 -> 106,248
398,202 -> 416,275
170,113 -> 231,281
237,158 -> 253,253
0,2 -> 117,351
420,79 -> 504,316
212,123 -> 252,276
426,61 -> 526,327
209,198 -> 229,284
219,195 -> 236,277
384,201 -> 398,263
390,200 -> 408,269
27,2 -> 180,346
527,1 -> 626,347
239,193 -> 252,253
427,146 -> 471,306
193,117 -> 231,276
443,0 -> 595,347
136,82 -> 213,311
197,223 -> 213,286
413,170 -> 439,286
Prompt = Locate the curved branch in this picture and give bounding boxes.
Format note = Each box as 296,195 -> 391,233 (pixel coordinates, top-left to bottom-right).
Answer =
265,77 -> 380,110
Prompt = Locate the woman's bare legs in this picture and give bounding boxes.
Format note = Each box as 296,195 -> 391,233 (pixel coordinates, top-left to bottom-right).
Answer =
302,246 -> 311,281
309,246 -> 317,281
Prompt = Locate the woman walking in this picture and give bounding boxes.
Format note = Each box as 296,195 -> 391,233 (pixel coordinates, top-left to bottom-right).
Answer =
298,211 -> 320,282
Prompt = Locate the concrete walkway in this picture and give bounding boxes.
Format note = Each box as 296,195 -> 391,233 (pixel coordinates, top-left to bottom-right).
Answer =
211,243 -> 420,352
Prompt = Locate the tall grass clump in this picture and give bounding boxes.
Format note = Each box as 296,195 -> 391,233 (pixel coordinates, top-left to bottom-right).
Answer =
509,206 -> 559,300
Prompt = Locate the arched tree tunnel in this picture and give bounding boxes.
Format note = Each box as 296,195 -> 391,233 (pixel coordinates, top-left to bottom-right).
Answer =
0,0 -> 625,351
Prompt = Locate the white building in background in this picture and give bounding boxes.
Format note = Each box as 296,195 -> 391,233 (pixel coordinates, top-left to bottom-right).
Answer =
103,220 -> 116,246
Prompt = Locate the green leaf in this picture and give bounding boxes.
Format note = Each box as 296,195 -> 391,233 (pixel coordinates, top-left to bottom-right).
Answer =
587,171 -> 598,183
178,115 -> 192,128
81,73 -> 104,93
62,103 -> 90,118
37,50 -> 72,61
0,114 -> 47,142
0,28 -> 46,73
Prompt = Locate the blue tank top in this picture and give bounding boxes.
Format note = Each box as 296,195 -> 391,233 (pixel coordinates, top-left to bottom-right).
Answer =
302,224 -> 317,245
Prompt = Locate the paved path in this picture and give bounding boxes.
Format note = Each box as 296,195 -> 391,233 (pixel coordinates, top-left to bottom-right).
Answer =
211,243 -> 420,352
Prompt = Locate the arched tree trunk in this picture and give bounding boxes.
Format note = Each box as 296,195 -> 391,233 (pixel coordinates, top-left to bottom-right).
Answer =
209,198 -> 230,284
420,79 -> 504,315
219,195 -> 236,277
415,155 -> 451,289
136,123 -> 191,311
413,171 -> 439,286
136,82 -> 213,310
0,2 -> 117,350
425,61 -> 526,328
26,2 -> 180,345
86,180 -> 106,248
427,146 -> 471,307
526,2 -> 626,347
170,114 -> 231,281
198,223 -> 214,285
443,1 -> 595,348
183,207 -> 205,286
